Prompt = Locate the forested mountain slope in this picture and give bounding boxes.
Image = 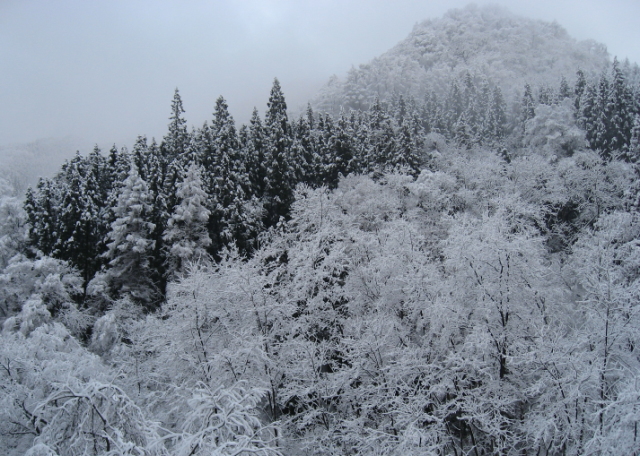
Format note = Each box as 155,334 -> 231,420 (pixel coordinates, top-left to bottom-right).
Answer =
0,137 -> 91,197
315,4 -> 610,113
2,5 -> 640,456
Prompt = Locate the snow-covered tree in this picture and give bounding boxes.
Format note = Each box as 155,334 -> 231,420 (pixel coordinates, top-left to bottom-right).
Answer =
523,98 -> 586,156
162,88 -> 189,163
24,178 -> 63,259
559,212 -> 640,454
33,381 -> 165,456
168,382 -> 281,456
205,96 -> 255,254
0,254 -> 82,319
243,108 -> 268,199
57,152 -> 108,291
521,83 -> 536,127
0,179 -> 26,270
607,57 -> 635,155
627,114 -> 640,162
263,79 -> 296,226
163,163 -> 211,276
99,163 -> 157,307
1,311 -> 111,455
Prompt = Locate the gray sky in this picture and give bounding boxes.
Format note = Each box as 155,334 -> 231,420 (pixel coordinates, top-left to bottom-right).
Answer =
1,0 -> 639,150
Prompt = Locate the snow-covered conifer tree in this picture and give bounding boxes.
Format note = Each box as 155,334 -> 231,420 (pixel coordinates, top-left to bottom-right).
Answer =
163,163 -> 211,276
574,69 -> 588,114
24,178 -> 62,258
58,152 -> 107,291
102,163 -> 157,306
393,115 -> 423,175
607,57 -> 635,155
627,114 -> 640,163
0,180 -> 26,270
521,83 -> 536,127
244,108 -> 267,199
264,78 -> 296,226
363,98 -> 397,171
162,88 -> 189,163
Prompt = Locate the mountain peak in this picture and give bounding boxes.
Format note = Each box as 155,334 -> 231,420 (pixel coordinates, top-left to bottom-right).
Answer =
315,4 -> 610,113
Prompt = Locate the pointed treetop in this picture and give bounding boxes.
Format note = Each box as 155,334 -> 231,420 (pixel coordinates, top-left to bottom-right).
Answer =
164,88 -> 189,159
212,96 -> 235,131
266,78 -> 288,126
169,88 -> 186,127
250,107 -> 262,128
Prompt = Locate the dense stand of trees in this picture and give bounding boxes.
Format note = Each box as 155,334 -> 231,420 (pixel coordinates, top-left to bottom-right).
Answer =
21,79 -> 429,308
2,60 -> 640,455
20,64 -> 640,309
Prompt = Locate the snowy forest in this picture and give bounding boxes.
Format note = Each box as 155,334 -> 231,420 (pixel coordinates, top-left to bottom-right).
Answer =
3,5 -> 640,456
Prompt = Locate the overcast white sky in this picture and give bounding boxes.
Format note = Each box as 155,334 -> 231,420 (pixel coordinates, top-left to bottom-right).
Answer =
1,0 -> 639,150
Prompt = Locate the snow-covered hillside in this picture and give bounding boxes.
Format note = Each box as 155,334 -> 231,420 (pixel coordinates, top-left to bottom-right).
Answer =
315,5 -> 610,113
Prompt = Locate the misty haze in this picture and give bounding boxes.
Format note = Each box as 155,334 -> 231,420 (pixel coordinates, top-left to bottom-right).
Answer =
2,2 -> 640,455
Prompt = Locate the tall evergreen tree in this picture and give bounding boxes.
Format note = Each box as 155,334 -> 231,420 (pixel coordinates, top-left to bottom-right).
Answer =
333,112 -> 356,182
162,88 -> 189,163
102,163 -> 157,307
315,113 -> 337,186
263,78 -> 295,226
574,69 -> 587,115
627,114 -> 640,163
475,80 -> 491,142
131,136 -> 151,181
146,138 -> 171,298
163,130 -> 202,214
163,163 -> 211,276
486,86 -> 507,142
454,112 -> 473,149
291,109 -> 317,186
366,98 -> 395,170
106,144 -> 130,191
58,151 -> 109,292
608,57 -> 635,155
521,83 -> 536,129
393,115 -> 423,176
244,108 -> 268,199
588,74 -> 611,156
579,82 -> 597,133
24,178 -> 61,258
538,85 -> 554,105
559,75 -> 572,99
462,73 -> 479,134
203,96 -> 251,253
345,110 -> 366,174
446,80 -> 465,135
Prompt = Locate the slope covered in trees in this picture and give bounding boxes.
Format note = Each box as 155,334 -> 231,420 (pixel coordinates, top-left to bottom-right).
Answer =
315,4 -> 610,114
2,6 -> 640,455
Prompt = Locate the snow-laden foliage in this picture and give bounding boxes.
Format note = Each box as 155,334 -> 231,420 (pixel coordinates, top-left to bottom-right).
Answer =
166,381 -> 282,456
145,165 -> 631,455
524,98 -> 586,155
0,179 -> 27,270
314,4 -> 609,114
23,59 -> 640,310
8,151 -> 639,455
98,163 -> 157,306
33,381 -> 165,456
0,254 -> 82,319
163,162 -> 211,276
1,314 -> 110,455
11,6 -> 640,454
1,282 -> 282,456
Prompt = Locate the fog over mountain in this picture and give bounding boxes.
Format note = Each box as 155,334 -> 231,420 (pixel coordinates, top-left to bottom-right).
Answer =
1,1 -> 639,147
1,2 -> 632,191
3,3 -> 640,455
314,5 -> 612,113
